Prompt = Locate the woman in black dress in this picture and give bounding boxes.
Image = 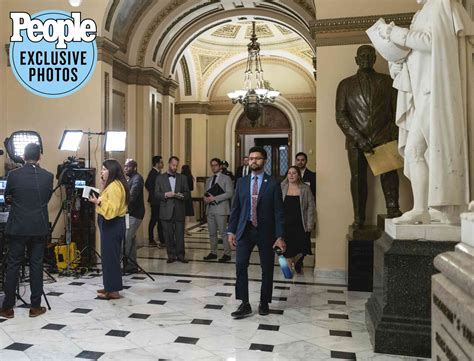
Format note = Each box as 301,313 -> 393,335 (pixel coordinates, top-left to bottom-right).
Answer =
181,165 -> 195,235
280,166 -> 316,273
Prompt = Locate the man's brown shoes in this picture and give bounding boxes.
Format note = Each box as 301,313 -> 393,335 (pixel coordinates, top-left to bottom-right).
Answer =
0,308 -> 14,319
29,307 -> 46,318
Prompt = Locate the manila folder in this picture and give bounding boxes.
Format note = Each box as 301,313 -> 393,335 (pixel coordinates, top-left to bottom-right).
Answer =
364,140 -> 404,176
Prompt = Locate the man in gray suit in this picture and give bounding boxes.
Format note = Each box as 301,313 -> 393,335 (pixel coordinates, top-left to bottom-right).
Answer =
155,156 -> 190,263
203,158 -> 234,263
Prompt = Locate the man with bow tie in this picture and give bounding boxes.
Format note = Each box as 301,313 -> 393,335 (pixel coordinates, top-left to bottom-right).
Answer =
155,156 -> 190,263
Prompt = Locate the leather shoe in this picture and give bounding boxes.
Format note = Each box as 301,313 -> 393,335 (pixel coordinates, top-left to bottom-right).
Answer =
29,306 -> 46,317
0,308 -> 14,319
149,239 -> 157,246
158,242 -> 166,249
167,258 -> 176,263
177,257 -> 189,263
203,253 -> 217,260
258,302 -> 270,316
218,254 -> 231,263
231,302 -> 252,319
97,288 -> 106,294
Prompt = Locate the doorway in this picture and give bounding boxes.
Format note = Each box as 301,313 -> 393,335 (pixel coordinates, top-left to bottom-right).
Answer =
235,105 -> 292,179
254,138 -> 289,180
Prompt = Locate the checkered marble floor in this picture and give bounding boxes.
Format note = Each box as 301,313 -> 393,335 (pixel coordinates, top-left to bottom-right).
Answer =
0,225 -> 428,360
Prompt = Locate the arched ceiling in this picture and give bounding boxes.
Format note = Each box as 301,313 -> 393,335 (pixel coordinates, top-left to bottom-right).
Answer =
104,0 -> 316,75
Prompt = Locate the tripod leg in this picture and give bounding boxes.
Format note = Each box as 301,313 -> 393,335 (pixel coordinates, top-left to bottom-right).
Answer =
42,291 -> 51,310
122,254 -> 155,281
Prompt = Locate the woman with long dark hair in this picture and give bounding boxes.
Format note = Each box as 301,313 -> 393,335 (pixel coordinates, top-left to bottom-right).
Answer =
280,166 -> 315,273
181,164 -> 195,235
89,159 -> 130,299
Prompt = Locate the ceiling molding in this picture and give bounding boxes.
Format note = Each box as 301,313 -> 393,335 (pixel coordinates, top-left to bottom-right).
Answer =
113,59 -> 178,96
97,37 -> 120,65
312,13 -> 414,47
105,0 -> 120,32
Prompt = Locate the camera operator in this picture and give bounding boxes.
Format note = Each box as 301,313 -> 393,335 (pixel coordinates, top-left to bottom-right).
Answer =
0,143 -> 54,319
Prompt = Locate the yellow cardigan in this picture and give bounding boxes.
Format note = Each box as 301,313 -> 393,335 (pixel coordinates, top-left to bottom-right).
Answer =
97,180 -> 127,220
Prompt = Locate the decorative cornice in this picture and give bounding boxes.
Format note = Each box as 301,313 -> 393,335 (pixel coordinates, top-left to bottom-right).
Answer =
175,102 -> 210,115
113,60 -> 178,96
313,13 -> 414,47
175,95 -> 316,116
96,37 -> 120,65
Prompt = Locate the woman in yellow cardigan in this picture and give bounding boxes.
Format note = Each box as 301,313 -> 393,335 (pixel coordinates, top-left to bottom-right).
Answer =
89,159 -> 129,300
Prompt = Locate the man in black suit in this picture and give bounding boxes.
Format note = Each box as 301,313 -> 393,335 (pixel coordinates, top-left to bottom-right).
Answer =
235,156 -> 250,182
0,143 -> 53,319
155,156 -> 190,263
145,155 -> 165,248
123,159 -> 145,273
295,152 -> 316,198
227,146 -> 285,318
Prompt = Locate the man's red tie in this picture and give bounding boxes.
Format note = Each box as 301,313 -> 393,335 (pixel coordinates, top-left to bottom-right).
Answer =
251,176 -> 258,227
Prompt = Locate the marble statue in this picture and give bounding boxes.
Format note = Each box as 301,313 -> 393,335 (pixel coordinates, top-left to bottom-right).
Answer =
336,45 -> 402,228
378,0 -> 473,224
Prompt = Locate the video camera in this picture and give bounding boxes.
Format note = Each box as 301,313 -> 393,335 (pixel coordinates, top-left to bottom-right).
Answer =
56,156 -> 94,188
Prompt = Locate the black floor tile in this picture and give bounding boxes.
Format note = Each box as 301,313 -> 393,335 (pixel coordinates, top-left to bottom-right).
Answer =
204,304 -> 223,310
42,323 -> 66,330
330,350 -> 356,359
176,280 -> 191,283
71,308 -> 92,314
271,296 -> 287,301
106,329 -> 130,337
328,300 -> 346,305
122,285 -> 131,289
223,282 -> 235,286
191,319 -> 212,325
148,300 -> 167,305
0,319 -> 7,323
215,292 -> 232,297
258,324 -> 280,331
330,330 -> 352,337
76,350 -> 105,359
46,292 -> 63,296
5,342 -> 33,351
163,289 -> 180,293
131,276 -> 146,280
129,313 -> 150,319
328,289 -> 344,294
329,313 -> 349,320
69,282 -> 85,286
175,336 -> 199,345
249,343 -> 274,352
268,309 -> 284,315
274,286 -> 290,290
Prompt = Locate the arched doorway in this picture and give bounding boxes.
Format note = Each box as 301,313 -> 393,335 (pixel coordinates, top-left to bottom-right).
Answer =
235,105 -> 291,180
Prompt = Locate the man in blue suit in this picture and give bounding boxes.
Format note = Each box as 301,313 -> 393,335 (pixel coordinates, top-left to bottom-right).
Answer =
227,146 -> 286,318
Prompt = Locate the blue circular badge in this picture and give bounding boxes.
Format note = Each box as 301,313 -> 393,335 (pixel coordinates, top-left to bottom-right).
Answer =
9,10 -> 97,98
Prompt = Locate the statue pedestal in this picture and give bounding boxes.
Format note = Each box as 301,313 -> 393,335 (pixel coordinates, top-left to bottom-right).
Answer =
431,212 -> 473,360
365,222 -> 457,358
347,225 -> 381,292
385,219 -> 461,241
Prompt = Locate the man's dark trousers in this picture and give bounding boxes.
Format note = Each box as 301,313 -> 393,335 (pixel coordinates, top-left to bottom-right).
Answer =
2,236 -> 46,309
235,223 -> 274,303
148,204 -> 164,243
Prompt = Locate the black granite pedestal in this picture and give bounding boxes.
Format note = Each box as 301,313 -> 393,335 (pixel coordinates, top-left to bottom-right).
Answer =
365,233 -> 456,358
347,225 -> 381,292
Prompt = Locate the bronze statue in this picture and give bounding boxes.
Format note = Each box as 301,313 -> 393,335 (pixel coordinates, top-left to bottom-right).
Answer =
336,45 -> 402,228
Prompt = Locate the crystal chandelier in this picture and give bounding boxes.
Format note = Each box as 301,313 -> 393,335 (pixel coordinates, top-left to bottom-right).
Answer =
227,22 -> 280,126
